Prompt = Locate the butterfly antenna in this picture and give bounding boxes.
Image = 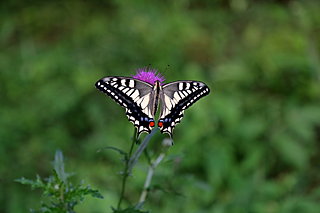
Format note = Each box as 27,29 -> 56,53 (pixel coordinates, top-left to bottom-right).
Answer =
161,64 -> 171,76
146,63 -> 152,72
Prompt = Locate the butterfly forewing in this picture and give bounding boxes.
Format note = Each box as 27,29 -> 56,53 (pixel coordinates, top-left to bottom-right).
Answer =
158,81 -> 210,137
95,77 -> 156,137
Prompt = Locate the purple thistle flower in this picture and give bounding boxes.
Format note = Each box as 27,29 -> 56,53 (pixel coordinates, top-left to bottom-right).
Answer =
132,67 -> 165,85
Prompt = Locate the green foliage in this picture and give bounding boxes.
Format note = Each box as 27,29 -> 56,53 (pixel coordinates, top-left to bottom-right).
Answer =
1,0 -> 320,212
111,207 -> 148,213
16,151 -> 103,213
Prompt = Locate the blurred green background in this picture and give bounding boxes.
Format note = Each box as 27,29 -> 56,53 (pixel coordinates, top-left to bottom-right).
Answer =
1,0 -> 320,212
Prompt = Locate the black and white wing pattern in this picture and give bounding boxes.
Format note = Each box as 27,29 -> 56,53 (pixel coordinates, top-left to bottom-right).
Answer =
95,77 -> 157,137
158,81 -> 210,137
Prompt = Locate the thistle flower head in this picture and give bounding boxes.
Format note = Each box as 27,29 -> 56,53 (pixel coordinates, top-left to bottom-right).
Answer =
132,67 -> 165,85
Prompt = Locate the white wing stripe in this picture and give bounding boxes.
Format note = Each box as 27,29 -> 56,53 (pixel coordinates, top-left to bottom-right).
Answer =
136,97 -> 143,106
178,83 -> 183,90
172,98 -> 178,104
164,95 -> 172,109
122,87 -> 129,93
178,91 -> 185,98
141,96 -> 149,109
174,92 -> 180,101
129,80 -> 135,88
131,90 -> 139,100
127,89 -> 135,96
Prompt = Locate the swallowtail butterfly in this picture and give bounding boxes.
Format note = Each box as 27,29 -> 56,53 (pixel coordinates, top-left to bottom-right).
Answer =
95,77 -> 210,138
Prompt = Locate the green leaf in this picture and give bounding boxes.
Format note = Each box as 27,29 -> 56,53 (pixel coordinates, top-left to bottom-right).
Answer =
15,175 -> 45,189
98,146 -> 128,159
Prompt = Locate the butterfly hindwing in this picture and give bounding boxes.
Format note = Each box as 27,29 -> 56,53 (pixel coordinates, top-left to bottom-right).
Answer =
158,81 -> 210,137
95,77 -> 156,137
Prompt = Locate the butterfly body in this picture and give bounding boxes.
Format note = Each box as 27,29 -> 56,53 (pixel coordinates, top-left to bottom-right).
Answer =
95,76 -> 210,138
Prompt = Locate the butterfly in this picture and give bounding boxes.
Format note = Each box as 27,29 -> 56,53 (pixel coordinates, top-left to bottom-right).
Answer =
95,76 -> 210,138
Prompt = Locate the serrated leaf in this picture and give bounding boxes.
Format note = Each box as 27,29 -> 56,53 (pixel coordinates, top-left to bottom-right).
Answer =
15,177 -> 34,185
15,176 -> 45,189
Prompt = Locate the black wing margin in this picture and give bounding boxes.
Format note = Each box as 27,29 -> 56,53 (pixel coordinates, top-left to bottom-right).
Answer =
95,77 -> 155,137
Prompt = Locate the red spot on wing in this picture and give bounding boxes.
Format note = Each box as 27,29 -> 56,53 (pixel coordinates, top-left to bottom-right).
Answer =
149,121 -> 155,127
158,121 -> 163,127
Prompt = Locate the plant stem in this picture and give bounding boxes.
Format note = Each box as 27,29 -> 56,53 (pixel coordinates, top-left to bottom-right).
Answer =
138,152 -> 166,206
144,149 -> 152,166
117,128 -> 137,210
128,128 -> 158,174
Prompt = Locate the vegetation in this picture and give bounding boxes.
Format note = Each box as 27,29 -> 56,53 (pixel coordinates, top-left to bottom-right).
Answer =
16,151 -> 103,213
1,0 -> 320,212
